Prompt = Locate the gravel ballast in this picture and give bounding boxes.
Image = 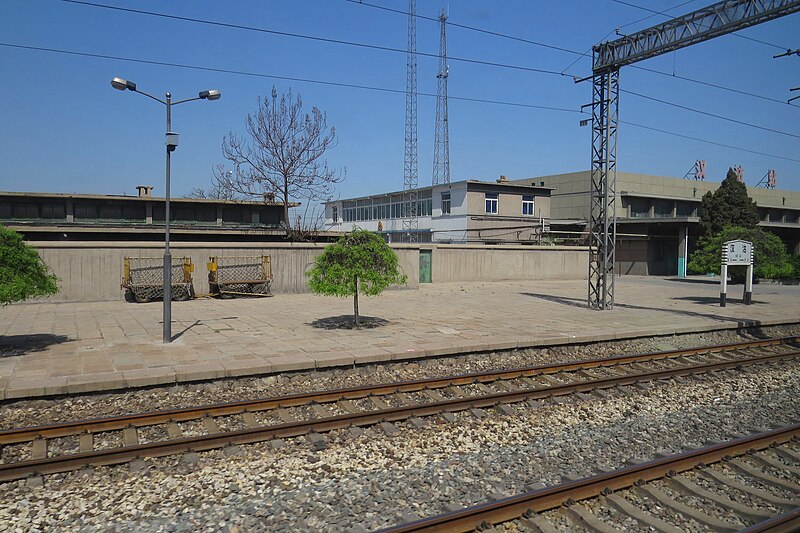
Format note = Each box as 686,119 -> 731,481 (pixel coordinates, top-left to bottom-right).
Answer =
1,324 -> 798,430
0,359 -> 797,532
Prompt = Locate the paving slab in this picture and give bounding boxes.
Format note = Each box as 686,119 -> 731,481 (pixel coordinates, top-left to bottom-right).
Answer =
1,276 -> 799,399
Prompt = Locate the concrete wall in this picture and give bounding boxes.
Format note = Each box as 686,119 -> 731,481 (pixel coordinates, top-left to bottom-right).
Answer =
30,241 -> 588,302
31,242 -> 420,302
428,245 -> 588,283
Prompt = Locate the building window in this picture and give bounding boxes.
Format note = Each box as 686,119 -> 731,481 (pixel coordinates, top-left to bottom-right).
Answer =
653,199 -> 673,218
522,195 -> 534,216
485,193 -> 498,214
676,202 -> 697,217
629,198 -> 649,218
332,206 -> 338,223
441,192 -> 451,215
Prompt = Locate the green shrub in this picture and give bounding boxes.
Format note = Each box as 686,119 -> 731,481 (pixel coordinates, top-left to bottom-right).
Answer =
688,226 -> 793,282
0,226 -> 59,304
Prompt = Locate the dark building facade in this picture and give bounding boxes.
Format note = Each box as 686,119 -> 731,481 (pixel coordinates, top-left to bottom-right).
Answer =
0,188 -> 294,242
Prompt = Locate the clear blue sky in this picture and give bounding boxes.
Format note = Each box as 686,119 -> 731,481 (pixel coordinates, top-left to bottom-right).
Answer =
1,0 -> 799,201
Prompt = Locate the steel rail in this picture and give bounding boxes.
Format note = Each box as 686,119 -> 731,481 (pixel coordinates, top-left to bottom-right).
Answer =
1,336 -> 796,444
737,508 -> 800,533
377,424 -> 800,533
0,349 -> 796,483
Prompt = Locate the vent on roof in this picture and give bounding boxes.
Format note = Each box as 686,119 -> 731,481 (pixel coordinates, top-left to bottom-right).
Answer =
496,175 -> 509,184
136,185 -> 154,198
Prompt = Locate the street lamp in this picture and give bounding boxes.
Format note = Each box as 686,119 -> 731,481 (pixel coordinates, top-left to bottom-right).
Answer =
111,77 -> 221,343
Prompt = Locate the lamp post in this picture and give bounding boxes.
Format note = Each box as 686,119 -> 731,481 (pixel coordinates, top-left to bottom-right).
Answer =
111,77 -> 221,343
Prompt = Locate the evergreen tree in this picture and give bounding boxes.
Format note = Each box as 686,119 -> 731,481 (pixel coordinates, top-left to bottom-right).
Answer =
306,229 -> 406,327
699,168 -> 759,236
1,226 -> 59,304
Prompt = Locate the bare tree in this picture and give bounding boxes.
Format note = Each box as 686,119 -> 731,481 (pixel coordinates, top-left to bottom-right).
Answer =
186,179 -> 239,201
215,87 -> 345,237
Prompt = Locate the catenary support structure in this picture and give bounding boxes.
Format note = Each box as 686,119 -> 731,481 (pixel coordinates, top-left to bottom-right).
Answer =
402,0 -> 419,242
587,0 -> 800,310
432,8 -> 451,186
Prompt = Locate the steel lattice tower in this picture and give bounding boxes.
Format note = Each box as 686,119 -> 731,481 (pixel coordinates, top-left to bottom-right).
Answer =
432,8 -> 450,186
402,0 -> 419,242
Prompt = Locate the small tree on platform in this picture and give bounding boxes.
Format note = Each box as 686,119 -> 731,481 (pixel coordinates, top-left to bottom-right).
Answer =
0,226 -> 58,304
306,230 -> 407,327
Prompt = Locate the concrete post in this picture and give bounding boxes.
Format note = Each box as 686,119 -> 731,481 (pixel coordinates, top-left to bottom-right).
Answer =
720,264 -> 727,307
744,264 -> 753,305
677,225 -> 688,278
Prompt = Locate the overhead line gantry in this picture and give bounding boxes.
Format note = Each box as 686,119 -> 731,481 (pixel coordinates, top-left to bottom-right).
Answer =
587,0 -> 800,310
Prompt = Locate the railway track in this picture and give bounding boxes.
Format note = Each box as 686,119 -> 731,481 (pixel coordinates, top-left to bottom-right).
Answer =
379,424 -> 800,533
0,336 -> 798,484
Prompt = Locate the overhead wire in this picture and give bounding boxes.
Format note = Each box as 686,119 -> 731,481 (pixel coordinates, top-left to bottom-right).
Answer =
620,120 -> 800,163
60,0 -> 567,78
0,42 -> 580,115
340,0 -> 795,107
61,0 -> 796,110
3,41 -> 798,165
622,89 -> 800,139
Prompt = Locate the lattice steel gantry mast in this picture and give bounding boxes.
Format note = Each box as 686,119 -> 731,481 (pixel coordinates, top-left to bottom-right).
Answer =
402,0 -> 419,242
587,0 -> 800,310
432,8 -> 450,186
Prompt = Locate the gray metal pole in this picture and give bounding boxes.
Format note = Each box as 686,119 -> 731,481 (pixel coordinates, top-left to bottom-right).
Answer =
163,92 -> 172,343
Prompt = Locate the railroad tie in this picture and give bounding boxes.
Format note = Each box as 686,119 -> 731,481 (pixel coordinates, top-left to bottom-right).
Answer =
489,380 -> 510,392
421,389 -> 445,402
699,468 -> 797,510
241,412 -> 259,428
122,427 -> 139,447
445,386 -> 466,398
517,514 -> 559,533
537,375 -> 562,387
369,396 -> 390,410
727,458 -> 800,492
666,475 -> 772,521
394,392 -> 415,406
634,485 -> 739,532
79,433 -> 93,453
336,400 -> 360,414
275,408 -> 296,424
166,422 -> 183,439
562,504 -> 618,533
30,438 -> 47,460
202,416 -> 221,435
602,493 -> 683,533
775,446 -> 800,464
311,403 -> 334,419
751,452 -> 800,477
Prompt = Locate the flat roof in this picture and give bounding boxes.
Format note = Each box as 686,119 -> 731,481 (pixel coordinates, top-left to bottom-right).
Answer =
0,190 -> 299,207
328,179 -> 554,203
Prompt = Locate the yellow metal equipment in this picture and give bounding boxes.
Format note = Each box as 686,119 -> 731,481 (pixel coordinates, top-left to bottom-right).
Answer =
121,257 -> 195,303
207,255 -> 273,298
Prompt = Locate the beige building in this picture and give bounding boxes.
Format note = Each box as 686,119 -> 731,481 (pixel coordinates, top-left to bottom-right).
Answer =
325,177 -> 552,244
514,171 -> 800,275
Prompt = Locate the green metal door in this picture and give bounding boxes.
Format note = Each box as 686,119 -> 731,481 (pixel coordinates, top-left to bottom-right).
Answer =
419,250 -> 432,283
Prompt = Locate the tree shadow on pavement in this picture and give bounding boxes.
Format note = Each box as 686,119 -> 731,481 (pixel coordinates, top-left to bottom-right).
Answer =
671,295 -> 767,306
309,315 -> 390,330
0,334 -> 72,357
520,292 -> 765,326
663,277 -> 720,285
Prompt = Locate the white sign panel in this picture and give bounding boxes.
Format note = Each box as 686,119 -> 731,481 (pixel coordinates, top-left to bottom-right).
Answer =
723,239 -> 753,266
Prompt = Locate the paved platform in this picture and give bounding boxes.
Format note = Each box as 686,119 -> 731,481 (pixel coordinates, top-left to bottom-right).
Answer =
1,276 -> 798,399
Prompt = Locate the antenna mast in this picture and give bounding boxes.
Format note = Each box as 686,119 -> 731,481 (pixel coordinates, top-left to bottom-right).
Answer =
432,8 -> 450,186
402,0 -> 419,242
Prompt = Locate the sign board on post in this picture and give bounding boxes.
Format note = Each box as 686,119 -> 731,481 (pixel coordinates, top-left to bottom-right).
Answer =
720,239 -> 754,307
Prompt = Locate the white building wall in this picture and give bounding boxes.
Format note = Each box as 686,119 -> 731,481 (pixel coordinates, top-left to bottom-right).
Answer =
324,182 -> 473,243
